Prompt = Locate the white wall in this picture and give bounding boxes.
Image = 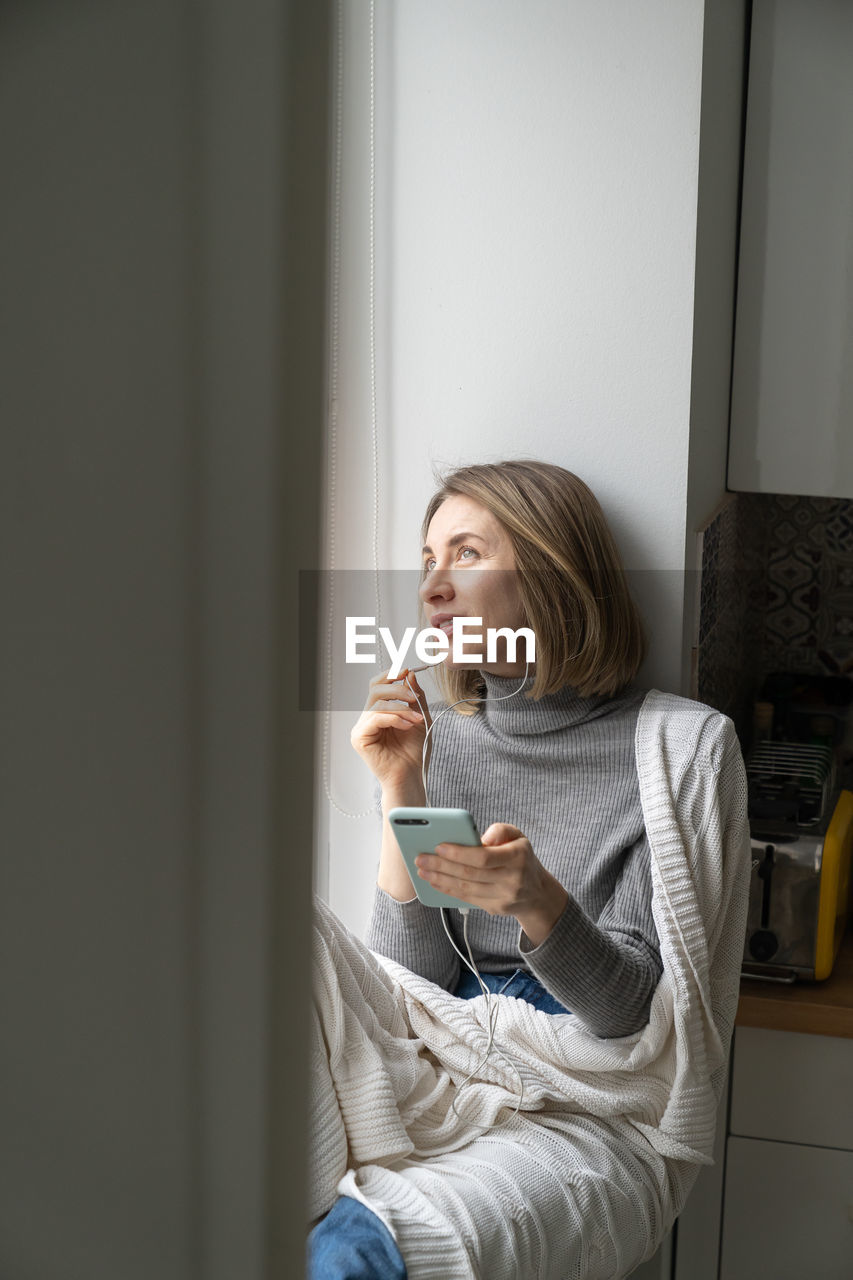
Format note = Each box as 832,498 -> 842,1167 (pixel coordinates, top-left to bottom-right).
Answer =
318,0 -> 738,938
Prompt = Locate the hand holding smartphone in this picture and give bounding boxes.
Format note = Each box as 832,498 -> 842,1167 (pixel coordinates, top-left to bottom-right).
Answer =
389,807 -> 482,910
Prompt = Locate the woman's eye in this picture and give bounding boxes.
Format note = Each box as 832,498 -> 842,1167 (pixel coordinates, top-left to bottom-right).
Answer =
422,546 -> 478,573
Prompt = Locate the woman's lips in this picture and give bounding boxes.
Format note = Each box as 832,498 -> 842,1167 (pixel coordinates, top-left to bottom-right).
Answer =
431,615 -> 464,638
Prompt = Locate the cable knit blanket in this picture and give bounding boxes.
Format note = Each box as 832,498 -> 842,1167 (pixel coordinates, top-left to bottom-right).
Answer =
310,691 -> 751,1279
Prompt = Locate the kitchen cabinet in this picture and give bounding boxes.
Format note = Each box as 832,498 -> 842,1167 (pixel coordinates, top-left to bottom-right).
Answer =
673,941 -> 853,1279
727,0 -> 853,498
719,1027 -> 853,1278
729,1025 -> 853,1149
720,1137 -> 853,1278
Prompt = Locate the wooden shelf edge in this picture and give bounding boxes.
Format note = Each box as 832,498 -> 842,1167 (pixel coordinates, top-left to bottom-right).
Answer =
735,927 -> 853,1040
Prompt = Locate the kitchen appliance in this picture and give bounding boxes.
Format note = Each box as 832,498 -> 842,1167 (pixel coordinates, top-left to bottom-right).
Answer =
742,741 -> 853,981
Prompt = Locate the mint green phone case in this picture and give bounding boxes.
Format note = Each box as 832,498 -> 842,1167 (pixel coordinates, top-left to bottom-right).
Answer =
388,806 -> 482,910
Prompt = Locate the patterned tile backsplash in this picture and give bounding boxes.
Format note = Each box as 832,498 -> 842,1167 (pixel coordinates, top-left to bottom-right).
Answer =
695,493 -> 853,741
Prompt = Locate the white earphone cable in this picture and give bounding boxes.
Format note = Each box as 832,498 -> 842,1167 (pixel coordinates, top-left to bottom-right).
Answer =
405,661 -> 530,1129
439,908 -> 526,1129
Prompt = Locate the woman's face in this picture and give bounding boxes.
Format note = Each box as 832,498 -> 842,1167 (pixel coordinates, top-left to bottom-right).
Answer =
418,495 -> 532,677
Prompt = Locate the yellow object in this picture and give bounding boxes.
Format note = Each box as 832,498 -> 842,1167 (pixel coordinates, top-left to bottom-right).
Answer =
814,789 -> 853,980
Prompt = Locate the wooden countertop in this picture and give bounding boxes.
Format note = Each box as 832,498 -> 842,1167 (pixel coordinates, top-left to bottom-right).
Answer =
735,926 -> 853,1039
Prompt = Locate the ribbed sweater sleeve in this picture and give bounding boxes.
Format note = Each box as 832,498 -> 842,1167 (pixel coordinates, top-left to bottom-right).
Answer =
518,829 -> 663,1037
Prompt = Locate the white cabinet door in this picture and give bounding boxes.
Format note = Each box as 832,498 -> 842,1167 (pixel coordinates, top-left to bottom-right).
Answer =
730,1027 -> 853,1150
720,1136 -> 853,1278
728,0 -> 853,498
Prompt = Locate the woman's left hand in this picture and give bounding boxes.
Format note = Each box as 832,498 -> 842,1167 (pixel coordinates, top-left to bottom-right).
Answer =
415,822 -> 570,947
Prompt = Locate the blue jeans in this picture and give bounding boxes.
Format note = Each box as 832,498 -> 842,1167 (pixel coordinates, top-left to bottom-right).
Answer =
307,1195 -> 407,1279
453,966 -> 572,1015
307,969 -> 569,1277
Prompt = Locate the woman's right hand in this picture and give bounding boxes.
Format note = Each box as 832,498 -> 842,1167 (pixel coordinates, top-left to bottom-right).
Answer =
350,667 -> 432,790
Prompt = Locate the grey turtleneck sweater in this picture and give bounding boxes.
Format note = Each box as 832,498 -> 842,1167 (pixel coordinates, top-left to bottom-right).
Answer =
365,670 -> 662,1038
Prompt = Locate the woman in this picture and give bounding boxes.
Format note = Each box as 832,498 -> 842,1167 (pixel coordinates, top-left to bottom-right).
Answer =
363,461 -> 658,1039
308,459 -> 750,1280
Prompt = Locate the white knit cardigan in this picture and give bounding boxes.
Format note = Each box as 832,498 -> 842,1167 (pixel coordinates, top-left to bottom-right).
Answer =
310,691 -> 751,1279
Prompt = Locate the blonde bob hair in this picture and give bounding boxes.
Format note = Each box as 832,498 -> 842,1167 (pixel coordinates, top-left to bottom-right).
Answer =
419,459 -> 646,713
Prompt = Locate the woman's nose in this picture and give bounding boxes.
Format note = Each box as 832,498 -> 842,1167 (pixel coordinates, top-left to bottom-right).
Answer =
419,565 -> 456,604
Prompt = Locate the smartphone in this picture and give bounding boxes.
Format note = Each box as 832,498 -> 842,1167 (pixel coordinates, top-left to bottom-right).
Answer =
389,806 -> 482,910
